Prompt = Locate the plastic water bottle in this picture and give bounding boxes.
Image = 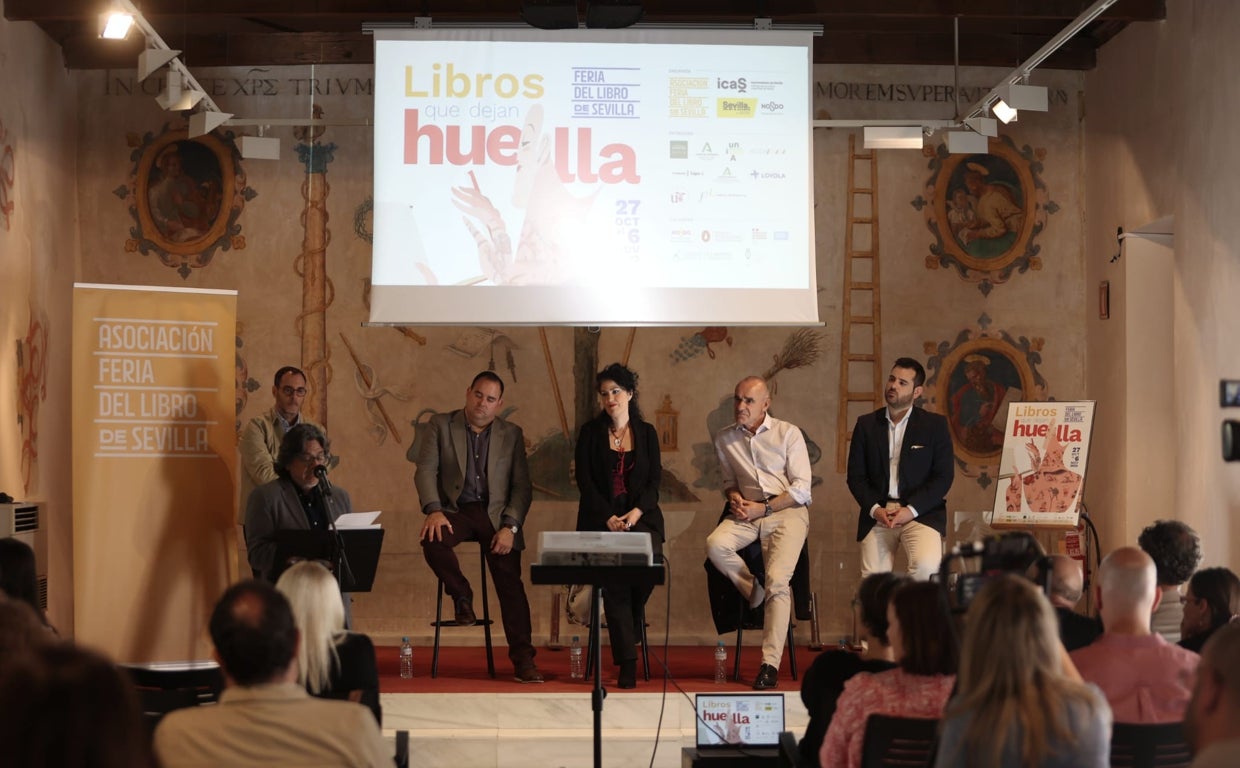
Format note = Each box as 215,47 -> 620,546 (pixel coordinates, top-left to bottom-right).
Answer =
399,636 -> 414,679
714,641 -> 727,684
569,636 -> 584,680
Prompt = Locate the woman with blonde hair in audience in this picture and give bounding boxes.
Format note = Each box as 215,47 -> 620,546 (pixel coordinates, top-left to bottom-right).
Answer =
936,573 -> 1111,768
1179,567 -> 1240,653
819,580 -> 958,768
276,560 -> 381,724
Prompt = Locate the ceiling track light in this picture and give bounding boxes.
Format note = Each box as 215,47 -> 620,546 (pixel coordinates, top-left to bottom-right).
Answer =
99,9 -> 134,40
863,126 -> 923,150
992,99 -> 1019,124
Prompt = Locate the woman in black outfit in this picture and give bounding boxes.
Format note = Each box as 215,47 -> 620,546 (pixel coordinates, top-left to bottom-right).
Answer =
575,362 -> 665,689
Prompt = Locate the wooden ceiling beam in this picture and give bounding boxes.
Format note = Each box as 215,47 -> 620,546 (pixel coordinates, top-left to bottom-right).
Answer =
5,0 -> 1165,24
55,28 -> 1096,70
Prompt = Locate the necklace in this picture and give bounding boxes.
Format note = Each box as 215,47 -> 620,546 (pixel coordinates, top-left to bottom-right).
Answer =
609,423 -> 629,448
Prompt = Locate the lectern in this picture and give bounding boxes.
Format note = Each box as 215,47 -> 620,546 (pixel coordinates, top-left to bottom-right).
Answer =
530,563 -> 665,768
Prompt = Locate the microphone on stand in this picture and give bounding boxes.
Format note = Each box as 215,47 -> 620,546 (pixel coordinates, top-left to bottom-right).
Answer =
313,464 -> 334,497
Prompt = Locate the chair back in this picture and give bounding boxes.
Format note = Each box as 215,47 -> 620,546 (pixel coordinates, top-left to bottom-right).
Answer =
1110,722 -> 1192,768
122,662 -> 224,733
778,730 -> 803,768
860,715 -> 939,768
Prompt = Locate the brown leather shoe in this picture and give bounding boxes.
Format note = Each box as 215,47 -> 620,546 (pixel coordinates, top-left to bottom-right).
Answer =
513,665 -> 545,684
453,597 -> 477,626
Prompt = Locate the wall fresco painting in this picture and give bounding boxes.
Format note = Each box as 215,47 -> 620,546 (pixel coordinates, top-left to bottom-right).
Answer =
18,307 -> 48,494
923,321 -> 1049,487
0,117 -> 14,230
115,126 -> 253,277
912,136 -> 1058,295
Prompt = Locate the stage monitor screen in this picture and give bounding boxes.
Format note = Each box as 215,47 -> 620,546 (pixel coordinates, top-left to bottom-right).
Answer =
371,28 -> 818,326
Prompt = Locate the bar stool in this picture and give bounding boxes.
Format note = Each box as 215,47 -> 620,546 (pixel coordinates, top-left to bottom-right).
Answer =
430,540 -> 496,678
732,542 -> 810,683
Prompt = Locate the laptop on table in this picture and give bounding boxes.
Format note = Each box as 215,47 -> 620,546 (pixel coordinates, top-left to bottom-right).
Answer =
694,693 -> 785,755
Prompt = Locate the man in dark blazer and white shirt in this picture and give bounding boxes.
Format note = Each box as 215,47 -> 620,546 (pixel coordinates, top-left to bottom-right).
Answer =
414,371 -> 543,683
847,358 -> 954,580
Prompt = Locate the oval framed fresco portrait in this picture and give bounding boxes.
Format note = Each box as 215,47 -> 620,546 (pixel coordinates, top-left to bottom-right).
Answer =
135,133 -> 233,256
934,338 -> 1036,466
931,140 -> 1036,273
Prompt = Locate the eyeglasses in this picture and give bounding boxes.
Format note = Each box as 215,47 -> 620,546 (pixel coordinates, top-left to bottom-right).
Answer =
281,386 -> 308,397
297,452 -> 331,465
1180,595 -> 1199,606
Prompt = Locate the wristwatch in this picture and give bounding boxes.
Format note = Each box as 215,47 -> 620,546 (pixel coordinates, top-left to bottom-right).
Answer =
507,523 -> 520,535
763,502 -> 773,517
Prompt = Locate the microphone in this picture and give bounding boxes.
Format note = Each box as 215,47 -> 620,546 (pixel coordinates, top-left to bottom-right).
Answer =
313,464 -> 333,497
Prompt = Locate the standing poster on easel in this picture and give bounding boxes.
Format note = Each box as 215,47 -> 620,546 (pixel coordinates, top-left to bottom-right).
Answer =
991,401 -> 1096,529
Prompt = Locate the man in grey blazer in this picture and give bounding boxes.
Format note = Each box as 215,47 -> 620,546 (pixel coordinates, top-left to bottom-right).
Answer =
414,371 -> 543,683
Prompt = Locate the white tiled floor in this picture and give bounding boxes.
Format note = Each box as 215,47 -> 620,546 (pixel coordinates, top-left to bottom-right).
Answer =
382,690 -> 809,768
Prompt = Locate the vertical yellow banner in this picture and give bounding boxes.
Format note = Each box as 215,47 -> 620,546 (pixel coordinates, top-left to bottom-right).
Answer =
72,284 -> 238,662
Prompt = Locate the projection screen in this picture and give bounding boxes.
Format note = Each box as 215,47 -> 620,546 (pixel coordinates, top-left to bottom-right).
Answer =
371,28 -> 818,326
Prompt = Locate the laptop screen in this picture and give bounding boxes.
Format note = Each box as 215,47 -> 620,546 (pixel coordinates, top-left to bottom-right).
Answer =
694,693 -> 785,749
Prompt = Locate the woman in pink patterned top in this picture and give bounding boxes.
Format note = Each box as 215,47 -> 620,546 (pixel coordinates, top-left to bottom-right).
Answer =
819,581 -> 958,768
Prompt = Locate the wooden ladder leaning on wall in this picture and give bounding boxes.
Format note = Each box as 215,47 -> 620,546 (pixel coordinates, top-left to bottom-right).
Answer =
836,133 -> 884,473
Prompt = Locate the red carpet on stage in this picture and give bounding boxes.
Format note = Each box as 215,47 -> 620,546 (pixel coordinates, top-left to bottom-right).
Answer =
375,644 -> 812,694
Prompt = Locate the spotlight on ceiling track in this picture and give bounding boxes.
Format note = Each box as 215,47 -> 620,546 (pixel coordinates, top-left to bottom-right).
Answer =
946,130 -> 990,155
992,99 -> 1019,124
99,10 -> 134,40
155,73 -> 204,112
138,49 -> 180,83
994,82 -> 1048,124
863,126 -> 923,150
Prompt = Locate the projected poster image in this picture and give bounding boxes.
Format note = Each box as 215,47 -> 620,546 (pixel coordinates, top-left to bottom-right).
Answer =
448,103 -> 599,286
371,31 -> 816,324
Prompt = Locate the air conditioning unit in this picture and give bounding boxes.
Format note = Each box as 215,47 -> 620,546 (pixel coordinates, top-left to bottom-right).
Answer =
1,502 -> 47,611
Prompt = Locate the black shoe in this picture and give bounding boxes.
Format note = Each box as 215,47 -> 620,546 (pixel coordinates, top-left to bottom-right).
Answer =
752,663 -> 778,690
453,596 -> 476,626
617,660 -> 637,689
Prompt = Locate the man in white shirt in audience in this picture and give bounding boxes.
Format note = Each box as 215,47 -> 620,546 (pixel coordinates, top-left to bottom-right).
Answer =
154,580 -> 390,768
1071,547 -> 1199,723
1186,622 -> 1240,767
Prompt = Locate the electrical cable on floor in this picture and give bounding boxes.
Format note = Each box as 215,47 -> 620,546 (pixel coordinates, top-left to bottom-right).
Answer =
645,557 -> 770,764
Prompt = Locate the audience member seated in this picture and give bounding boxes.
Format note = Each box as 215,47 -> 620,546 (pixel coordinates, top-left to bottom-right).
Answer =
1139,519 -> 1202,643
1184,622 -> 1240,767
799,573 -> 906,768
276,560 -> 381,724
0,537 -> 56,634
1071,547 -> 1198,723
154,580 -> 390,768
0,596 -> 50,660
937,574 -> 1111,768
1179,567 -> 1240,653
1048,554 -> 1101,651
0,641 -> 156,768
819,581 -> 958,768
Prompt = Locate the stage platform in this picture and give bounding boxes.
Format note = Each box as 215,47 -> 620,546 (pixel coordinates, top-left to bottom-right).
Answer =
375,644 -> 812,768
